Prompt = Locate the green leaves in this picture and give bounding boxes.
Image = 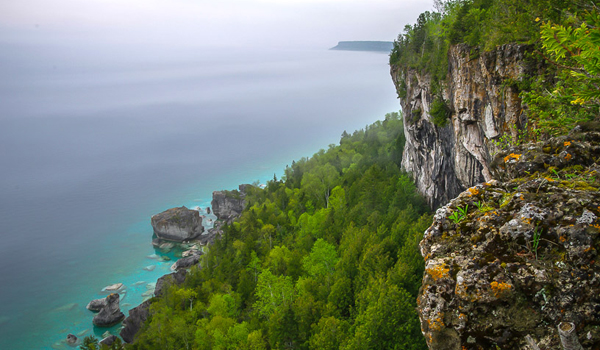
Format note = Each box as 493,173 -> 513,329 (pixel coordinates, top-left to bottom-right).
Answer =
254,269 -> 295,318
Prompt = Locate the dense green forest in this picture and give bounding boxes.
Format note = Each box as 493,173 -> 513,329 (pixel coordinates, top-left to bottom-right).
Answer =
390,0 -> 599,136
121,113 -> 431,350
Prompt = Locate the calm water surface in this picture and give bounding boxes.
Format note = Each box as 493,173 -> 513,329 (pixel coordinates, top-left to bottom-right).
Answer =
0,45 -> 399,349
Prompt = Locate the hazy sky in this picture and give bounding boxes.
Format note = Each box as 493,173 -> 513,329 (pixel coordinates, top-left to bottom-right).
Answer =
0,0 -> 432,50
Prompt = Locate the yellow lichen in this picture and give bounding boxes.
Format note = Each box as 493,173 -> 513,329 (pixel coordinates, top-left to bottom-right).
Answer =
468,187 -> 480,196
504,153 -> 522,163
564,141 -> 571,147
427,313 -> 445,331
490,281 -> 512,298
427,263 -> 449,281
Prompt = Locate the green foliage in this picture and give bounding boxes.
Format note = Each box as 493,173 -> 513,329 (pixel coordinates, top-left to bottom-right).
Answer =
522,9 -> 600,135
429,97 -> 451,127
448,204 -> 468,224
390,0 -> 593,136
129,112 -> 430,349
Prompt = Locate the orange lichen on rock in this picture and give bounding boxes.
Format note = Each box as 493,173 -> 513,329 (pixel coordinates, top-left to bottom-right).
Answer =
427,313 -> 445,331
490,281 -> 512,298
468,187 -> 480,196
427,262 -> 450,281
504,153 -> 522,163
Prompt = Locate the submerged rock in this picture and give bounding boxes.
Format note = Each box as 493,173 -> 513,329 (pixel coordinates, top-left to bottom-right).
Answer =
101,283 -> 123,292
120,299 -> 151,343
143,265 -> 155,271
417,132 -> 600,349
92,293 -> 124,327
85,298 -> 107,312
151,206 -> 204,242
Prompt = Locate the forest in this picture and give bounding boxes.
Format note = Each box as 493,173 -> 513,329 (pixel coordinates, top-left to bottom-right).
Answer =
104,112 -> 432,350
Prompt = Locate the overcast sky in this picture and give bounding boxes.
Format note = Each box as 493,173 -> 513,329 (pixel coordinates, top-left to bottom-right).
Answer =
0,0 -> 432,50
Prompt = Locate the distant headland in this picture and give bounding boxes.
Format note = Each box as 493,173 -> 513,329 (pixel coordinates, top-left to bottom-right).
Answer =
329,41 -> 393,53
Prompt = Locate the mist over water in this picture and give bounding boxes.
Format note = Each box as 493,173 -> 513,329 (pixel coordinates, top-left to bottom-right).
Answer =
0,44 -> 399,349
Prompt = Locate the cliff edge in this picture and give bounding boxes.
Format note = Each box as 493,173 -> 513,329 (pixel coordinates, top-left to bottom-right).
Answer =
391,44 -> 537,209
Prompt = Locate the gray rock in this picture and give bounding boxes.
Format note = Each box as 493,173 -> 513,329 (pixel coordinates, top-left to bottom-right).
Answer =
120,299 -> 151,343
99,335 -> 117,346
66,334 -> 77,346
86,298 -> 107,312
211,185 -> 251,223
391,43 -> 533,209
171,254 -> 201,271
155,269 -> 188,297
92,293 -> 124,327
151,206 -> 204,242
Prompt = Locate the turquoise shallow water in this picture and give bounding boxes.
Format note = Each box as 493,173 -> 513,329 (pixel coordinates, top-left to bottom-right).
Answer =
0,46 -> 399,349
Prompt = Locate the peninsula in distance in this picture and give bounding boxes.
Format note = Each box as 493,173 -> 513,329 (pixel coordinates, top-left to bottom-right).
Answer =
329,40 -> 393,52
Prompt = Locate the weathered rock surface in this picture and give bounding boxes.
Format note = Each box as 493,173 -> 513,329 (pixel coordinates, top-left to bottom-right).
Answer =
120,299 -> 151,343
211,185 -> 251,223
86,298 -> 107,312
66,334 -> 77,346
391,44 -> 537,209
155,269 -> 188,297
417,132 -> 600,349
171,253 -> 202,271
99,335 -> 117,346
92,293 -> 125,327
151,206 -> 204,242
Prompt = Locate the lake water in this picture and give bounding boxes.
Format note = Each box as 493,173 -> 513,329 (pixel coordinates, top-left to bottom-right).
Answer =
0,45 -> 399,349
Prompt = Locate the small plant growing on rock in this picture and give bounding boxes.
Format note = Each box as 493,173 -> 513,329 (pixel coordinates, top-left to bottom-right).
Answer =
448,204 -> 468,224
532,226 -> 542,260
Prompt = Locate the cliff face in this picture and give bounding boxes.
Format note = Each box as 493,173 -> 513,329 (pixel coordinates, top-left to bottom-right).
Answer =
211,184 -> 250,223
416,131 -> 600,349
391,44 -> 533,209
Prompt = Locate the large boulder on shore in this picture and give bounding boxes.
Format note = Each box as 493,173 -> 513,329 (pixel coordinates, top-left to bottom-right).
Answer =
155,269 -> 188,297
120,299 -> 151,343
92,293 -> 124,327
151,206 -> 204,242
171,253 -> 202,271
211,185 -> 251,223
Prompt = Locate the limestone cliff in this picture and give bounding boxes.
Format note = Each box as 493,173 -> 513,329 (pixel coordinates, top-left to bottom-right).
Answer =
417,131 -> 600,349
391,44 -> 535,209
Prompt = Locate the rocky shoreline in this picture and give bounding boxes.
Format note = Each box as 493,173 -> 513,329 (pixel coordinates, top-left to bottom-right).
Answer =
66,185 -> 251,347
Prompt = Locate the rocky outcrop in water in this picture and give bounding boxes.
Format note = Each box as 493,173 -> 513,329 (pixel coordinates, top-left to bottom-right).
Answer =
417,131 -> 600,349
92,293 -> 125,327
391,44 -> 537,209
86,298 -> 107,312
66,334 -> 77,346
151,206 -> 204,242
120,299 -> 151,343
211,185 -> 251,223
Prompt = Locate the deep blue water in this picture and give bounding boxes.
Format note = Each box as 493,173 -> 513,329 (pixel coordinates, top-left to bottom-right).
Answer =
0,45 -> 399,349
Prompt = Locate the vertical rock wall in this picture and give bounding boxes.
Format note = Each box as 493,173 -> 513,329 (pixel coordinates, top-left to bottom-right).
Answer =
391,44 -> 533,209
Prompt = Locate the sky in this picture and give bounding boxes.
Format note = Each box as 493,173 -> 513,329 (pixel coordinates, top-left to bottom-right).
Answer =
0,0 -> 431,51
